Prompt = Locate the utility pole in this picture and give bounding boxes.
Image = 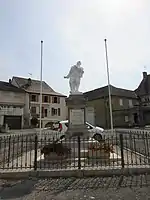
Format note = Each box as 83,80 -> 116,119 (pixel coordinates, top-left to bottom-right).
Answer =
104,39 -> 114,132
39,41 -> 43,137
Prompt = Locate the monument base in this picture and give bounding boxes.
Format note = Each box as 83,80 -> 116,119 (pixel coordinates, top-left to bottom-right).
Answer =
66,93 -> 88,138
87,150 -> 110,159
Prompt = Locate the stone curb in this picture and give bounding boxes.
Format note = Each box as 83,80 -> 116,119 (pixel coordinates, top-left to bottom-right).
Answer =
0,168 -> 150,179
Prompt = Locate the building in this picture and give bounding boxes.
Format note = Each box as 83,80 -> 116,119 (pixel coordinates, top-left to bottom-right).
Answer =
11,76 -> 67,128
135,71 -> 150,126
0,80 -> 25,129
84,85 -> 138,128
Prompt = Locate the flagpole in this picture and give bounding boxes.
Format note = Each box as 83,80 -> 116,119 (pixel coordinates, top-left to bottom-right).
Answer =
104,38 -> 114,132
39,40 -> 43,137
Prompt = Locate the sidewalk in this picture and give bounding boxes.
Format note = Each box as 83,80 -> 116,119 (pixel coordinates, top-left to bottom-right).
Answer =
0,127 -> 52,136
0,175 -> 150,199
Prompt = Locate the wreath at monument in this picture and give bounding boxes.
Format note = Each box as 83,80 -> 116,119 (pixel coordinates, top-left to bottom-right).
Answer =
87,141 -> 114,159
41,139 -> 71,160
88,142 -> 114,153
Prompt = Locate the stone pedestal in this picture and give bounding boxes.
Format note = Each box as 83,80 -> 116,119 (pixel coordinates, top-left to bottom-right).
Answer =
66,93 -> 88,138
44,153 -> 67,161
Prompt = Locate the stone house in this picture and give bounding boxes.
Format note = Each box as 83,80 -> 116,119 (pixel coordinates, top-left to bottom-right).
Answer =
0,81 -> 25,129
135,71 -> 150,126
11,76 -> 67,128
84,85 -> 138,129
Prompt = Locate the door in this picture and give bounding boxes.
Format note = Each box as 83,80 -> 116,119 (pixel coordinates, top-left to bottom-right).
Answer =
4,116 -> 22,129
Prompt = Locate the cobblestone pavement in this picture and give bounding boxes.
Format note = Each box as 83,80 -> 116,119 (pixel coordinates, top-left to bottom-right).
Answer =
0,175 -> 150,199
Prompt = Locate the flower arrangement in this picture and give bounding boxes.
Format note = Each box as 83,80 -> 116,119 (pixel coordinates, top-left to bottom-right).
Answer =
88,142 -> 114,153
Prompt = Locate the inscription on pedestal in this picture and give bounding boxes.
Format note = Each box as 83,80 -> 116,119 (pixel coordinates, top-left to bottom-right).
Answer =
70,109 -> 84,125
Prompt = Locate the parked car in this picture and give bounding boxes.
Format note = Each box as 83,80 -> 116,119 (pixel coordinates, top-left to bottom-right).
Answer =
52,122 -> 60,130
57,120 -> 105,141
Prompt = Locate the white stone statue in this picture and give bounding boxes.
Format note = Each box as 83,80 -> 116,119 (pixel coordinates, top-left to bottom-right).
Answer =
64,61 -> 84,94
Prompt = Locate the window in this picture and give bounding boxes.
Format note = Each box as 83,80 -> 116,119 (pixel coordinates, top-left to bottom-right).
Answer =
119,99 -> 123,106
41,107 -> 44,118
43,96 -> 48,103
44,109 -> 48,117
58,108 -> 61,116
31,95 -> 36,102
134,113 -> 138,124
129,99 -> 133,107
51,108 -> 57,116
52,96 -> 60,104
125,116 -> 129,122
31,107 -> 36,114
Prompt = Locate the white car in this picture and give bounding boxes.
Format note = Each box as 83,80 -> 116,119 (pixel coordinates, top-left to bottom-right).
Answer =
58,120 -> 105,141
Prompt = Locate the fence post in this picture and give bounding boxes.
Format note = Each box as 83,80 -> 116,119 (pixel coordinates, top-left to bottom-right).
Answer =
7,136 -> 11,167
119,133 -> 124,168
34,135 -> 38,171
78,136 -> 81,169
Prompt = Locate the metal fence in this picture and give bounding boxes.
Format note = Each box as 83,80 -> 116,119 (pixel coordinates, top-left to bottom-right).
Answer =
0,132 -> 150,171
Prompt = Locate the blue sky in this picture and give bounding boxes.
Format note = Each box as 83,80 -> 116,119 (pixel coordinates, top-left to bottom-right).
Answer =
0,0 -> 150,95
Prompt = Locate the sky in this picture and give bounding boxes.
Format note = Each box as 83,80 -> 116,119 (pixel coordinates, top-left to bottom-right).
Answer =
0,0 -> 150,95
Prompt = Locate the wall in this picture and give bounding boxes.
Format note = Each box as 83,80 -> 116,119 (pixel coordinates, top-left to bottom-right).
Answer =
85,96 -> 139,129
112,96 -> 138,127
0,91 -> 25,105
112,96 -> 137,110
85,107 -> 95,125
86,98 -> 106,128
0,90 -> 25,127
0,107 -> 23,116
30,95 -> 67,127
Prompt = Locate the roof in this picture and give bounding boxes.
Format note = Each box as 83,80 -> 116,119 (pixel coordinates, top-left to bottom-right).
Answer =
12,76 -> 66,97
0,81 -> 25,93
84,85 -> 137,100
135,74 -> 150,96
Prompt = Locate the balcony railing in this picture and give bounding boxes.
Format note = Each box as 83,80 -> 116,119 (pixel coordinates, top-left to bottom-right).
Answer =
0,108 -> 23,116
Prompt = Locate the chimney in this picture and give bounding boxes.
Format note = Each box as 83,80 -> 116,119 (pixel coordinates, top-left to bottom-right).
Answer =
9,79 -> 11,84
28,78 -> 32,86
143,72 -> 147,79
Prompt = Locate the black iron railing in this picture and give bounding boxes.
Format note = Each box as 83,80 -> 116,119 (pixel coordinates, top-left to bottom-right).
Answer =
0,132 -> 149,170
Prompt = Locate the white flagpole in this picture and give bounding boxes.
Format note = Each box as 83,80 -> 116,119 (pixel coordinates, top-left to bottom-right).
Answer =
104,39 -> 114,132
39,40 -> 43,137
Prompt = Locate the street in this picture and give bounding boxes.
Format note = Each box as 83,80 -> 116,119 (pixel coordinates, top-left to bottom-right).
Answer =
0,175 -> 150,199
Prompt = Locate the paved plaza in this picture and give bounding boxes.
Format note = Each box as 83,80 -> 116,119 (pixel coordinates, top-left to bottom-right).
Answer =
0,175 -> 150,199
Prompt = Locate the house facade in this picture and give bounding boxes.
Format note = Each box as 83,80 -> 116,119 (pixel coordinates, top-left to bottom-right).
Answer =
84,85 -> 139,129
135,71 -> 150,126
0,81 -> 25,129
11,76 -> 67,128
